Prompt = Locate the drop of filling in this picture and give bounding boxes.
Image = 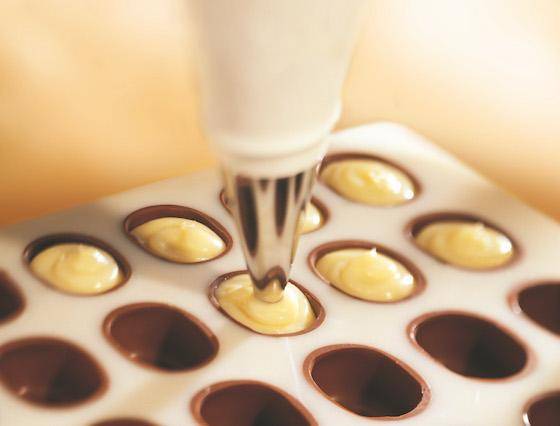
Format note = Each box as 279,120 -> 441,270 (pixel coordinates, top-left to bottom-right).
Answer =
299,202 -> 324,234
215,274 -> 316,334
320,159 -> 415,206
30,243 -> 123,295
415,221 -> 514,269
131,217 -> 225,263
316,248 -> 415,302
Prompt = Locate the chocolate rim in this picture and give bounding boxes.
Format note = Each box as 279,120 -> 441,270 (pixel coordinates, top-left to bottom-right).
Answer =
522,389 -> 560,426
407,310 -> 535,382
0,270 -> 25,324
123,205 -> 233,264
219,189 -> 330,234
405,211 -> 522,271
102,302 -> 219,373
0,336 -> 108,408
509,280 -> 560,338
22,233 -> 132,297
307,240 -> 426,304
208,270 -> 325,337
318,152 -> 421,207
190,379 -> 318,426
303,343 -> 431,420
89,417 -> 158,426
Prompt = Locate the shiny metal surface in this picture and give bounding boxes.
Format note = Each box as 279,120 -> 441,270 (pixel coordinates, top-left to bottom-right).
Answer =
222,165 -> 318,303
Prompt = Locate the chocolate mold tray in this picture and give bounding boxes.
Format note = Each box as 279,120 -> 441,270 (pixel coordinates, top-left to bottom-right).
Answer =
0,123 -> 559,425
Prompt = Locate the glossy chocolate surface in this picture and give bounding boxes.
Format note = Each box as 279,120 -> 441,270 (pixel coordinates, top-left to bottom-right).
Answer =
410,312 -> 528,379
515,282 -> 560,337
0,271 -> 24,324
103,303 -> 218,372
0,337 -> 106,407
123,205 -> 232,263
524,391 -> 560,426
304,344 -> 429,418
191,380 -> 317,426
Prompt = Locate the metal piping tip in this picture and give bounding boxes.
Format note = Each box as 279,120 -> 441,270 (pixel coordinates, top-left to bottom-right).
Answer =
222,165 -> 317,303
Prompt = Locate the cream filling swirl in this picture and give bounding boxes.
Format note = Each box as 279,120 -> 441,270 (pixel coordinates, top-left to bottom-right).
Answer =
30,243 -> 123,295
316,248 -> 415,301
215,274 -> 315,334
131,217 -> 225,263
321,159 -> 415,206
415,221 -> 514,269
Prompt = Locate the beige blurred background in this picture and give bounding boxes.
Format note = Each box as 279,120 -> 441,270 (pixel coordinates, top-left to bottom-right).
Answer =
1,0 -> 559,226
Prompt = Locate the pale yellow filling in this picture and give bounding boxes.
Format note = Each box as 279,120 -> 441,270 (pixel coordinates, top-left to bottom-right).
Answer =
316,248 -> 415,302
215,273 -> 316,334
415,221 -> 514,269
30,243 -> 123,295
300,202 -> 324,234
131,217 -> 225,263
321,159 -> 415,206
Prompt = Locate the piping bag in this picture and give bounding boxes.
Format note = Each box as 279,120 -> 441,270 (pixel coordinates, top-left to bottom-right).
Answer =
190,0 -> 365,303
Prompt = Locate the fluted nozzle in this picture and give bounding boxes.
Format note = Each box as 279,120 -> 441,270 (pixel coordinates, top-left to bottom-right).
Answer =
222,165 -> 317,303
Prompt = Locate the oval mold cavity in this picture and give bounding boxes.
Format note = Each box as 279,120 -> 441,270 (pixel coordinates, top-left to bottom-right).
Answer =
319,151 -> 421,205
208,270 -> 325,337
0,337 -> 106,407
304,344 -> 429,418
406,211 -> 519,270
410,312 -> 528,379
0,271 -> 25,323
103,303 -> 218,372
524,391 -> 560,426
515,282 -> 560,337
23,233 -> 131,296
308,240 -> 426,303
123,205 -> 232,264
191,380 -> 317,426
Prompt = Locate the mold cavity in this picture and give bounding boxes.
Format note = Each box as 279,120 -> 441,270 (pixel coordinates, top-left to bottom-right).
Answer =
191,380 -> 317,426
0,271 -> 25,323
208,271 -> 325,336
410,312 -> 528,379
90,418 -> 157,426
0,337 -> 106,407
319,152 -> 419,206
220,190 -> 328,235
515,282 -> 560,337
123,205 -> 232,264
407,212 -> 518,270
308,240 -> 425,303
23,233 -> 131,296
524,391 -> 560,426
103,303 -> 218,372
304,344 -> 428,418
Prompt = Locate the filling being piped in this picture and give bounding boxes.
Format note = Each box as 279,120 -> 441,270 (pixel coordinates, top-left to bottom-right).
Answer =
215,273 -> 316,334
415,221 -> 514,269
131,217 -> 225,263
316,248 -> 415,302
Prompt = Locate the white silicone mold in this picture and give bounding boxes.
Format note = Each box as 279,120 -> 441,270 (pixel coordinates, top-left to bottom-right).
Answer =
0,123 -> 558,425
